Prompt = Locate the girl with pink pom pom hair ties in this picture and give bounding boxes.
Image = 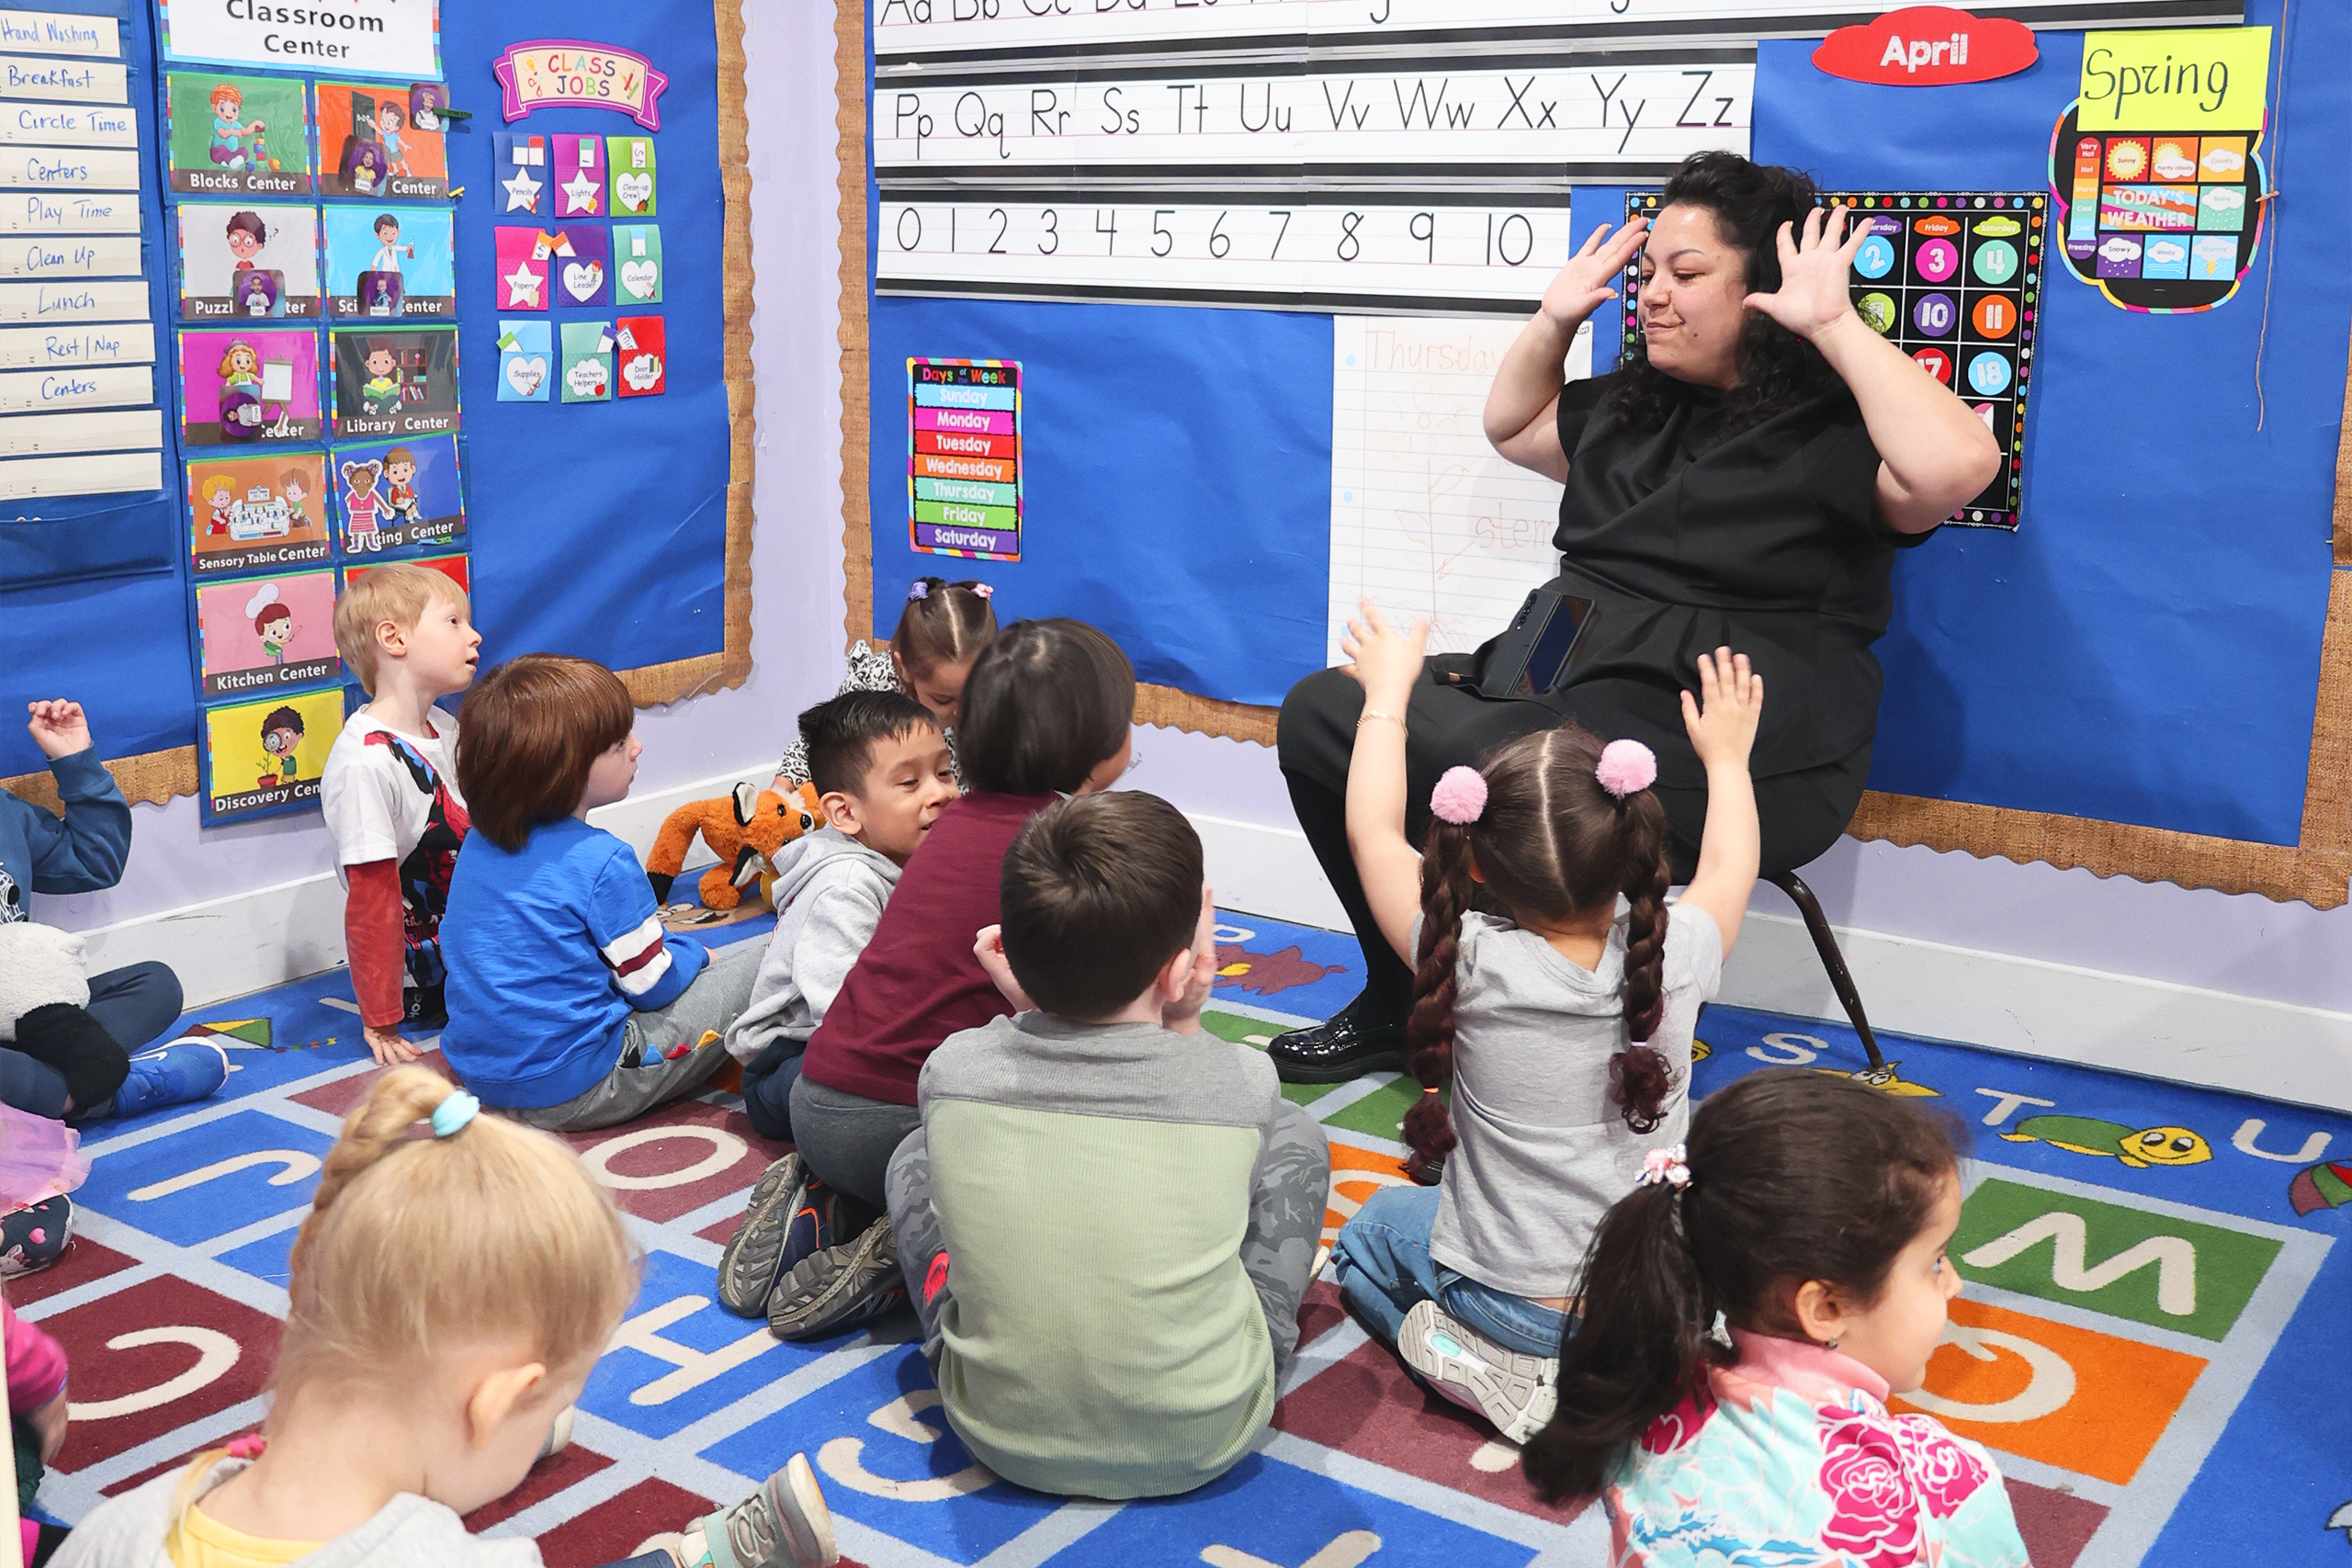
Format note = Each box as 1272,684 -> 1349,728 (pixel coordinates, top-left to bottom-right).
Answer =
1323,598 -> 1763,1444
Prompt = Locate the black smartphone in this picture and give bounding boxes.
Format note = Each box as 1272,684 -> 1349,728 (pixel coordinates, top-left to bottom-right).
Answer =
1477,587 -> 1599,700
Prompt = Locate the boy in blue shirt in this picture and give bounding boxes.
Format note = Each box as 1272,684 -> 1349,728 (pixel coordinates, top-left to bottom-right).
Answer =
440,656 -> 760,1131
4,700 -> 225,1119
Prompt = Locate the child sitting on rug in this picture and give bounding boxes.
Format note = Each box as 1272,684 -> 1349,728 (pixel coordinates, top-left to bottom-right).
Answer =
322,562 -> 481,1064
719,690 -> 956,1151
748,619 -> 1136,1341
773,577 -> 996,793
439,656 -> 761,1132
884,790 -> 1329,1499
2,699 -> 217,1122
1523,1070 -> 2030,1565
1325,602 -> 1761,1441
53,1066 -> 839,1568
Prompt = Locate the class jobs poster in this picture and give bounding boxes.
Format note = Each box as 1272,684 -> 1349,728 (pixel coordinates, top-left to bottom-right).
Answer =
908,357 -> 1020,562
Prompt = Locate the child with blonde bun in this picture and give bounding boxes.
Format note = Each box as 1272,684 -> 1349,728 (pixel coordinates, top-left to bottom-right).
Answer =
55,1066 -> 837,1568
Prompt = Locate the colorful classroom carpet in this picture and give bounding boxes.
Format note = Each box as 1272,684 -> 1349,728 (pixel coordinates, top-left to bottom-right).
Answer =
19,908 -> 2352,1567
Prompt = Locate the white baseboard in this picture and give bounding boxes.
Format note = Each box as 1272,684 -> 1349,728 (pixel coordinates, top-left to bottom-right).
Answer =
74,769 -> 770,1011
1192,813 -> 2352,1115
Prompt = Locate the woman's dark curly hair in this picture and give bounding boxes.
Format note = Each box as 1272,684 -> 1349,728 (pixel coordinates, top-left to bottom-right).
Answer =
1609,152 -> 1848,438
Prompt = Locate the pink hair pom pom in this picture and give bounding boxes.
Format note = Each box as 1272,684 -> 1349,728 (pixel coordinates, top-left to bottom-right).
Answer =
970,581 -> 994,599
1430,765 -> 1488,826
1596,739 -> 1658,800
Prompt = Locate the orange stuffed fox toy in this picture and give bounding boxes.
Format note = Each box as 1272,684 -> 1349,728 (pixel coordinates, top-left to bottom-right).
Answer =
646,781 -> 823,910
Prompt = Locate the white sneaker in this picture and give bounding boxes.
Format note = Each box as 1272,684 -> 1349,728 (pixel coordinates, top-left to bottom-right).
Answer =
1398,1299 -> 1558,1443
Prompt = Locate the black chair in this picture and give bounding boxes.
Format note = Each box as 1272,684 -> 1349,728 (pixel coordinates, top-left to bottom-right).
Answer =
1764,869 -> 1886,1073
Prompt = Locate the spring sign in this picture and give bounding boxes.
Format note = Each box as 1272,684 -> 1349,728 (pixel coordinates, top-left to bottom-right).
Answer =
492,41 -> 670,131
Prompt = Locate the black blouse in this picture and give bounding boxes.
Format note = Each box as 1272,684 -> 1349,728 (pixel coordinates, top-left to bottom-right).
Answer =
1541,370 -> 1927,786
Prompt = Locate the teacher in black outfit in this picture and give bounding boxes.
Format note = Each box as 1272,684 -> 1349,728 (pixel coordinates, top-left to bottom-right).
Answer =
1270,152 -> 2001,1083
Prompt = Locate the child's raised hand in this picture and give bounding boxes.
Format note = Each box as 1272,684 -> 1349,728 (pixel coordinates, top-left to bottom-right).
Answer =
1338,598 -> 1429,710
973,924 -> 1037,1013
1680,647 -> 1762,770
26,699 -> 91,760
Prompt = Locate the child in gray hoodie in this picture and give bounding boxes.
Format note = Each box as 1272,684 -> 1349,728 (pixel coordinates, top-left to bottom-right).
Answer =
725,691 -> 957,1144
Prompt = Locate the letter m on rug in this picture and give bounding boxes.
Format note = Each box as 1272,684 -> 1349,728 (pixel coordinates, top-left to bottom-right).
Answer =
1951,1179 -> 2279,1342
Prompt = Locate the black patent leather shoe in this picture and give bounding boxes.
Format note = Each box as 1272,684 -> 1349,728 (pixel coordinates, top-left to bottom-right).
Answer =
1267,1010 -> 1408,1084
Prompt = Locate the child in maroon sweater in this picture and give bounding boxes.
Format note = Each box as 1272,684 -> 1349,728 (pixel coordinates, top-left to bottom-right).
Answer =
736,620 -> 1136,1340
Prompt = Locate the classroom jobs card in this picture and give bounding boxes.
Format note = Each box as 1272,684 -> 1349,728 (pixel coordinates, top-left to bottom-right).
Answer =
1328,315 -> 1577,660
330,325 -> 458,438
555,225 -> 610,306
615,316 -> 663,397
560,320 -> 612,402
607,134 -> 654,215
494,132 -> 544,213
496,320 -> 549,401
188,449 -> 330,575
200,685 -> 345,821
2053,27 -> 2270,312
322,203 -> 453,318
195,570 -> 339,696
177,203 -> 320,319
315,79 -> 447,197
908,358 -> 1021,561
158,0 -> 443,85
332,430 -> 464,554
551,132 -> 604,217
614,223 -> 661,303
178,326 -> 321,446
164,72 -> 309,196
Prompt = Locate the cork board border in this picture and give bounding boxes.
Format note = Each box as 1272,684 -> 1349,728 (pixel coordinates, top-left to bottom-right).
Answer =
4,0 -> 757,817
831,6 -> 2352,908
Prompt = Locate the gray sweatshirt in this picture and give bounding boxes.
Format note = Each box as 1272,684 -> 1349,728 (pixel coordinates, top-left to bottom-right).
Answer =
55,1459 -> 541,1567
724,825 -> 901,1064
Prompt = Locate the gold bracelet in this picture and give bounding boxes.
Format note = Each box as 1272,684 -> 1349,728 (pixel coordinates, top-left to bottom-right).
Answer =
1357,708 -> 1408,740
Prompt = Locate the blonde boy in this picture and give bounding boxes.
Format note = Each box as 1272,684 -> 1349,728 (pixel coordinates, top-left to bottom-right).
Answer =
321,565 -> 481,1064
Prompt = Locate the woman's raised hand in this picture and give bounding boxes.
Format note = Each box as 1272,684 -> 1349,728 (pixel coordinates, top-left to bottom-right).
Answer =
1339,598 -> 1429,710
1539,216 -> 1649,329
1743,204 -> 1867,343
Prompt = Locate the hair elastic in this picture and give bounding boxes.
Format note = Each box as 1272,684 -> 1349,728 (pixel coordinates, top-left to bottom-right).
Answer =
1430,765 -> 1487,825
1596,739 -> 1658,800
906,580 -> 932,602
1636,1142 -> 1690,1189
967,581 -> 994,600
430,1089 -> 481,1138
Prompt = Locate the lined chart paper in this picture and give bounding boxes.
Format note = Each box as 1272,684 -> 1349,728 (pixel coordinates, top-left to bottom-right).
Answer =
1328,314 -> 1587,662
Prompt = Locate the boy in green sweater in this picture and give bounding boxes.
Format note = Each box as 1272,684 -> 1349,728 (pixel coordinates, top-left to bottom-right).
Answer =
885,790 -> 1330,1499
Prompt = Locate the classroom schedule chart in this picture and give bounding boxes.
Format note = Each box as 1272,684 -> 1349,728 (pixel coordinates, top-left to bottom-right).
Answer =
0,5 -> 164,502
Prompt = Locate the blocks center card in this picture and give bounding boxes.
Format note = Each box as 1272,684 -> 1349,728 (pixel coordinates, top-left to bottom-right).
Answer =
164,73 -> 310,197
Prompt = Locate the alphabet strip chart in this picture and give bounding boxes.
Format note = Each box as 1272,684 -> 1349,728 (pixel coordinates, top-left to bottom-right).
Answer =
871,0 -> 2244,62
0,5 -> 164,501
1624,188 -> 2047,529
876,195 -> 1577,313
873,54 -> 1755,180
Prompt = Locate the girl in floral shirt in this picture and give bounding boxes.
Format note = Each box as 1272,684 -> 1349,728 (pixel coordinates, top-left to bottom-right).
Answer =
1523,1069 -> 2030,1568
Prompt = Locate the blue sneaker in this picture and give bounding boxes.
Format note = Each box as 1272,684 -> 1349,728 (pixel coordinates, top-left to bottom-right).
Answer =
113,1041 -> 229,1120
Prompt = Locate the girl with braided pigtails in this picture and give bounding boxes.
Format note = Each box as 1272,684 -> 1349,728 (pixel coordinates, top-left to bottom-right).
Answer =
1323,599 -> 1763,1443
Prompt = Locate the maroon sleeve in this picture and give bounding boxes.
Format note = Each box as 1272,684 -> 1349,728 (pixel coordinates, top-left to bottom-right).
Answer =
3,1300 -> 65,1414
345,860 -> 409,1029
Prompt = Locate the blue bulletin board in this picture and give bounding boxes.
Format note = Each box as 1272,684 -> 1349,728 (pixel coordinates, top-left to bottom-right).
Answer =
0,0 -> 750,811
856,0 -> 2352,904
